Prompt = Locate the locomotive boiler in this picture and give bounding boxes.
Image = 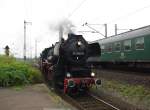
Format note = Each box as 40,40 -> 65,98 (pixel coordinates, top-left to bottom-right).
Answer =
40,33 -> 101,94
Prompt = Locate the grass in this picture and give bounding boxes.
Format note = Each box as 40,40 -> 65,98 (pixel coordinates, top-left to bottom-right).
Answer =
102,80 -> 150,98
0,55 -> 43,87
100,79 -> 150,109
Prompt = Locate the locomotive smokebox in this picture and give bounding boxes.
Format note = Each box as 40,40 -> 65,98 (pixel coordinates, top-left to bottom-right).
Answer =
61,33 -> 89,65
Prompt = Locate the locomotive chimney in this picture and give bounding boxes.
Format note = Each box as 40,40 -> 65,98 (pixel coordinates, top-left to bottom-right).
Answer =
59,26 -> 63,42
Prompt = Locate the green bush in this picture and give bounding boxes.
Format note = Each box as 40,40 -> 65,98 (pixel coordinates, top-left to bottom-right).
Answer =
0,55 -> 43,87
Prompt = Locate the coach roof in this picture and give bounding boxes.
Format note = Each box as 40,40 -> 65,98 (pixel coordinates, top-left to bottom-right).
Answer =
91,25 -> 150,44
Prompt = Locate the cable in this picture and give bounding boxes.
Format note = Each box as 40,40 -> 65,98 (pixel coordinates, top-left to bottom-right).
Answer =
68,0 -> 88,18
108,4 -> 150,24
85,23 -> 105,37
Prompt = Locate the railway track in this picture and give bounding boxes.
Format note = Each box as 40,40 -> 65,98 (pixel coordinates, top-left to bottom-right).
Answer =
95,69 -> 150,88
58,91 -> 120,110
95,65 -> 150,75
96,68 -> 150,77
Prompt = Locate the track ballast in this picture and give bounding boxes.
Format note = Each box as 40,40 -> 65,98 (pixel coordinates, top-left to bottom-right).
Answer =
58,90 -> 120,110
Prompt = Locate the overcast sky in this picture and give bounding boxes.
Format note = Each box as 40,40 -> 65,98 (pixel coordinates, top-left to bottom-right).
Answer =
0,0 -> 150,58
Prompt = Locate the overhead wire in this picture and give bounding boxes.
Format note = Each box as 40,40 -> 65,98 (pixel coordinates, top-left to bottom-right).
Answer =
68,0 -> 88,18
107,4 -> 150,24
67,1 -> 150,39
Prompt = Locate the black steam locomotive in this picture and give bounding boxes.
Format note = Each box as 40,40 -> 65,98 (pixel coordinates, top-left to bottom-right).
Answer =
40,33 -> 101,94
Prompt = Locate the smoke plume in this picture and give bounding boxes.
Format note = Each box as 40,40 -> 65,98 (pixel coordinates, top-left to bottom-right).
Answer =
49,18 -> 75,34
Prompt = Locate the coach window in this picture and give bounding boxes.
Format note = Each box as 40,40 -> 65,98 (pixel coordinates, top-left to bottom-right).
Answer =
124,40 -> 131,51
135,37 -> 144,50
115,42 -> 121,52
101,45 -> 105,53
107,44 -> 112,53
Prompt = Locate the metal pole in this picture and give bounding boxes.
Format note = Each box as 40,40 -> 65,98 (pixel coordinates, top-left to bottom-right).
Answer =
23,20 -> 32,61
30,47 -> 32,59
115,24 -> 117,35
104,24 -> 107,38
35,39 -> 37,59
24,20 -> 26,60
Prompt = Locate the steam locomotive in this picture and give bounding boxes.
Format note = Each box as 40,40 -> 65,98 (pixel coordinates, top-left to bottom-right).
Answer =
40,33 -> 101,94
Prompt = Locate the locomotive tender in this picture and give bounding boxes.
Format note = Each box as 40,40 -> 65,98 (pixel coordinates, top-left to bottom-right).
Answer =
40,33 -> 101,94
91,25 -> 150,68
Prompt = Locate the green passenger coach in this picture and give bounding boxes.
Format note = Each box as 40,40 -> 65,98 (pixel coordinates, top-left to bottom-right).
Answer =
91,25 -> 150,67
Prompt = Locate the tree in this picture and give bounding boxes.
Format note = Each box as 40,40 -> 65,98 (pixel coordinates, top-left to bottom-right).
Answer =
4,45 -> 10,56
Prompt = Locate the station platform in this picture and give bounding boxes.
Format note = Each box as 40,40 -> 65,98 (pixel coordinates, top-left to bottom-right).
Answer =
0,84 -> 76,110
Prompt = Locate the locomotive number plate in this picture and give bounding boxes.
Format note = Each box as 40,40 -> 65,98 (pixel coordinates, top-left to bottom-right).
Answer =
72,52 -> 84,55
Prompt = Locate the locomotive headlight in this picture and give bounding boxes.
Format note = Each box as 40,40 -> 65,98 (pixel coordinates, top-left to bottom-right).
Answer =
77,41 -> 82,46
66,73 -> 71,78
91,72 -> 95,77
